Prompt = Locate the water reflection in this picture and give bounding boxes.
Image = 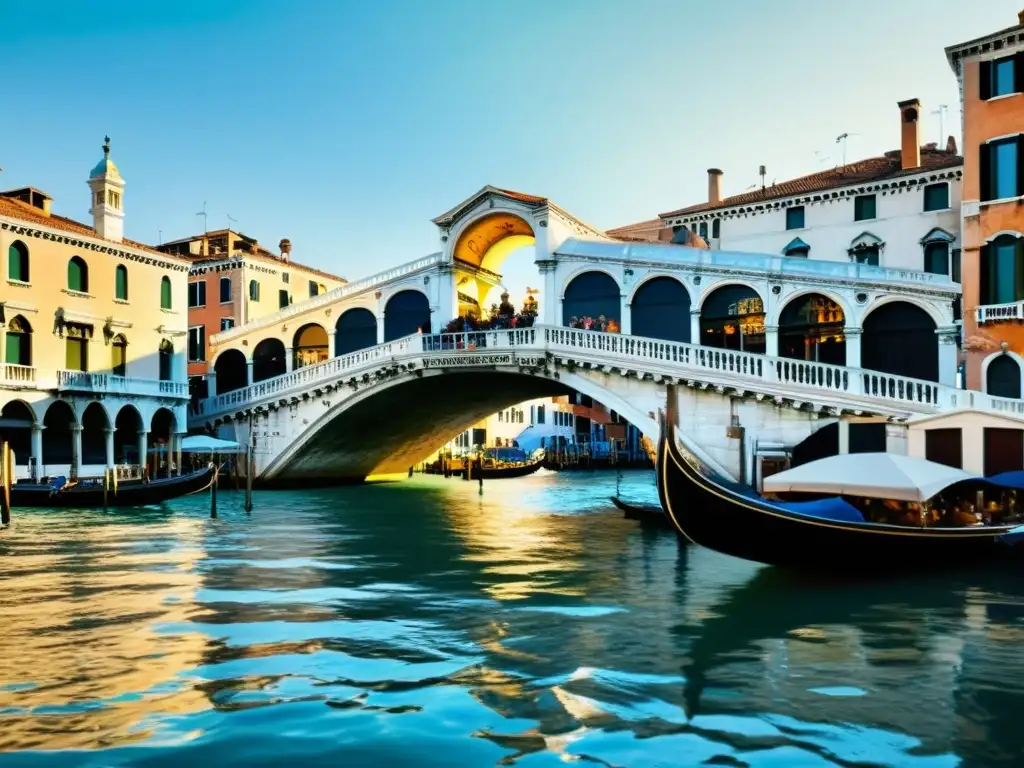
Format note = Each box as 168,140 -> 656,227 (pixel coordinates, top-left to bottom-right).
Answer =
0,471 -> 1022,766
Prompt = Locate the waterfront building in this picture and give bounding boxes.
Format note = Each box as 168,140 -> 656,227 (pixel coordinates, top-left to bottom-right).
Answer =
155,230 -> 345,400
946,9 -> 1024,396
0,139 -> 191,480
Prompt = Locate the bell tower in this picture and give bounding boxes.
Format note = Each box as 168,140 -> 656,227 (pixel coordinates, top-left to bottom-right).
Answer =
87,136 -> 125,243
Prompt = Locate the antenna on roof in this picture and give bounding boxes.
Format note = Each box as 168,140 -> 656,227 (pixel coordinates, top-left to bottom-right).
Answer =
931,105 -> 948,146
835,133 -> 860,167
227,214 -> 238,231
196,201 -> 208,235
758,165 -> 767,191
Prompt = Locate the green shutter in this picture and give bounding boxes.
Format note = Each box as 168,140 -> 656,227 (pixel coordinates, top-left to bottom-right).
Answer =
115,266 -> 128,300
161,277 -> 172,309
8,245 -> 25,282
68,258 -> 87,292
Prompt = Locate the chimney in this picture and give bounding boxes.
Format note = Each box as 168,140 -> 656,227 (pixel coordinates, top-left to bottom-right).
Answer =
946,135 -> 958,155
897,99 -> 921,170
1019,9 -> 1024,24
279,238 -> 292,262
707,168 -> 723,205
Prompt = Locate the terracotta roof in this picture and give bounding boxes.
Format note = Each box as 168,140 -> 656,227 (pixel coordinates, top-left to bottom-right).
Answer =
0,196 -> 177,258
658,146 -> 963,219
605,217 -> 665,243
494,188 -> 547,205
190,250 -> 347,283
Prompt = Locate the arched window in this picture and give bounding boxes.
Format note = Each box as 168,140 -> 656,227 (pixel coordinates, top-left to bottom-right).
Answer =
778,294 -> 845,365
160,276 -> 172,309
980,234 -> 1024,306
214,349 -> 248,394
335,308 -> 378,356
67,256 -> 89,293
111,334 -> 128,377
862,302 -> 938,381
987,354 -> 1022,399
115,265 -> 128,300
252,338 -> 287,382
630,277 -> 690,342
158,339 -> 174,381
7,240 -> 29,282
4,315 -> 32,366
384,291 -> 431,341
292,324 -> 329,369
249,279 -> 260,301
849,232 -> 883,266
699,285 -> 765,354
562,271 -> 621,326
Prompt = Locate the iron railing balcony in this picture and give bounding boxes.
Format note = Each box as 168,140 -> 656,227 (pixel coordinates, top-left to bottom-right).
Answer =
55,370 -> 189,398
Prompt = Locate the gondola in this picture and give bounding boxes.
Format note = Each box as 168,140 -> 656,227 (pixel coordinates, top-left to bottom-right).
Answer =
463,455 -> 544,480
609,496 -> 673,529
656,387 -> 1024,571
9,465 -> 216,509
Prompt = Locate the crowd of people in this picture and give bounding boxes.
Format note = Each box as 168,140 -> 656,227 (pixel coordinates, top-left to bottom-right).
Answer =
567,314 -> 620,333
442,293 -> 538,333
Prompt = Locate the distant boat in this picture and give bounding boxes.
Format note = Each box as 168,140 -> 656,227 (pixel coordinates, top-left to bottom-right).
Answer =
10,466 -> 215,509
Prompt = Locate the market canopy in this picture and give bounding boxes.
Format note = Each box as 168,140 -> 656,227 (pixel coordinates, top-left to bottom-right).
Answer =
762,453 -> 974,502
180,435 -> 243,453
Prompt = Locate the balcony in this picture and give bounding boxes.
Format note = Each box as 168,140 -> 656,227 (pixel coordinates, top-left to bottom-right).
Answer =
55,370 -> 189,398
1,363 -> 36,387
976,301 -> 1024,325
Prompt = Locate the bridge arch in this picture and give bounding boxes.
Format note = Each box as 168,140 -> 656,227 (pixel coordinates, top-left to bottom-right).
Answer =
335,307 -> 378,356
861,300 -> 938,381
697,283 -> 766,354
384,290 -> 431,341
629,275 -> 691,343
776,291 -> 848,365
293,323 -> 329,369
450,210 -> 537,274
214,348 -> 248,394
561,269 -> 621,326
252,338 -> 287,382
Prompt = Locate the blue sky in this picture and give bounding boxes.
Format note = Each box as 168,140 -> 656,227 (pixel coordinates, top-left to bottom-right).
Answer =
1,0 -> 1020,283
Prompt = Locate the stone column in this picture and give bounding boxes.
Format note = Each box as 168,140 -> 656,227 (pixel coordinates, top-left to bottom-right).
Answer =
206,371 -> 217,398
71,424 -> 83,480
619,295 -> 631,335
845,328 -> 862,369
31,423 -> 43,482
885,422 -> 909,455
246,360 -> 254,386
285,347 -> 295,373
936,326 -> 959,388
104,427 -> 115,469
764,325 -> 779,357
137,430 -> 148,473
376,316 -> 386,344
837,420 -> 850,454
690,309 -> 701,345
538,261 -> 558,325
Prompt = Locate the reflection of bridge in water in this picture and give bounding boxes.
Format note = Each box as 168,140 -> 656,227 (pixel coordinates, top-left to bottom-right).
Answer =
189,186 -> 1016,484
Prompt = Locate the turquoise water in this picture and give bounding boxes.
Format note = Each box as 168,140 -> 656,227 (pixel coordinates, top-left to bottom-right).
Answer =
1,469 -> 1023,766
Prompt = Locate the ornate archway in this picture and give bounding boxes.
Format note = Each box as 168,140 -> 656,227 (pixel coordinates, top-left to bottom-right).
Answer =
778,293 -> 846,365
214,349 -> 248,394
862,301 -> 938,381
252,338 -> 287,382
384,291 -> 430,341
562,271 -> 621,327
292,323 -> 329,369
630,276 -> 690,342
699,284 -> 766,354
335,308 -> 377,356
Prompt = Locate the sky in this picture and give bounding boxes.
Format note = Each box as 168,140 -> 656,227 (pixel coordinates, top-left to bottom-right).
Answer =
2,0 -> 1021,288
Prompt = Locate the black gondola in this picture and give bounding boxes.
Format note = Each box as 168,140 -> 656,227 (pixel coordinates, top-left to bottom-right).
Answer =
464,456 -> 544,480
656,387 -> 1024,570
10,465 -> 216,509
609,496 -> 673,529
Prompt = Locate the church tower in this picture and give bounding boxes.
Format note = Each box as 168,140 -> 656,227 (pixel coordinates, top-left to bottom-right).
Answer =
87,136 -> 125,242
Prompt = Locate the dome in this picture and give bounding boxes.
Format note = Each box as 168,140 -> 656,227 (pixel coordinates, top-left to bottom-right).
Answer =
89,136 -> 120,179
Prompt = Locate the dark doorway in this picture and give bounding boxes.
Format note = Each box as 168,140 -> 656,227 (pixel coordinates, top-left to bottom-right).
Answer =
42,400 -> 75,468
81,402 -> 108,466
114,406 -> 143,464
850,423 -> 886,453
925,428 -> 963,469
699,285 -> 765,354
335,308 -> 378,356
384,291 -> 430,342
630,277 -> 690,342
862,302 -> 938,381
562,271 -> 620,326
987,355 -> 1022,399
778,293 -> 846,365
252,338 -> 287,382
214,349 -> 248,394
0,400 -> 34,465
984,428 -> 1024,476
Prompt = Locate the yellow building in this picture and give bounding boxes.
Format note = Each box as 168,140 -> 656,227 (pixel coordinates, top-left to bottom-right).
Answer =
155,229 -> 345,396
0,138 -> 191,480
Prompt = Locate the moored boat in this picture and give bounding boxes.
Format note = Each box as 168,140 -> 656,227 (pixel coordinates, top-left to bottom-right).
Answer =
656,389 -> 1024,571
10,465 -> 216,509
609,496 -> 673,529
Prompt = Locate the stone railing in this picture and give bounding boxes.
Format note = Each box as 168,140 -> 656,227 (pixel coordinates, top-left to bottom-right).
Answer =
211,252 -> 445,346
1,363 -> 35,386
976,301 -> 1024,325
193,324 -> 1009,422
56,370 -> 189,398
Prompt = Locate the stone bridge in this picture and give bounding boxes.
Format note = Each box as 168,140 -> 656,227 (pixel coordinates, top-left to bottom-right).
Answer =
193,325 -> 1023,485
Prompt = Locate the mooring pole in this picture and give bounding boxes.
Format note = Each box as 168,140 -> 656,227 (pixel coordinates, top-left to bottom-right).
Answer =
210,453 -> 219,519
103,469 -> 109,510
244,429 -> 254,514
477,452 -> 483,496
0,442 -> 11,526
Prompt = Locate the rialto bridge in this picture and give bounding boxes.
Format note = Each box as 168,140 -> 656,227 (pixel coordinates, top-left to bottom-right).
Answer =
191,186 -> 1006,484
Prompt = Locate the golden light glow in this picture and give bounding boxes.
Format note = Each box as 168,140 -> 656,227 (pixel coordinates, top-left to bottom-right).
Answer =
453,213 -> 534,272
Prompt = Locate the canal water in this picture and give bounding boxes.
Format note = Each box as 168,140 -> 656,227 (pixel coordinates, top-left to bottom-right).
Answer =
1,470 -> 1023,767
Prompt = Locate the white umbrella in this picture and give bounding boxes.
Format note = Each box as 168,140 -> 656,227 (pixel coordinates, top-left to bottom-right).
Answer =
763,453 -> 974,502
180,435 -> 243,453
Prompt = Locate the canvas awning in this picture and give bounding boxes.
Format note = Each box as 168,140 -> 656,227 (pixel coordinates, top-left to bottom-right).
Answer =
763,453 -> 974,502
180,435 -> 243,453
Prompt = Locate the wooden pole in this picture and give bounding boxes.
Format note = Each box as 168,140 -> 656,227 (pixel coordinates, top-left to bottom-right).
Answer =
244,432 -> 254,514
477,452 -> 483,495
210,453 -> 218,519
0,442 -> 12,526
103,469 -> 109,510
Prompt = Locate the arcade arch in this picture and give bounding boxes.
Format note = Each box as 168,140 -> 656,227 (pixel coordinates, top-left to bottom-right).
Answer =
862,301 -> 938,382
252,338 -> 287,382
214,349 -> 248,394
293,323 -> 329,369
562,271 -> 621,327
384,290 -> 430,341
630,276 -> 691,343
778,292 -> 846,365
699,284 -> 766,354
335,308 -> 377,356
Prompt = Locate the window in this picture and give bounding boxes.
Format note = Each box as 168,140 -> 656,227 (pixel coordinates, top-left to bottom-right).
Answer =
67,256 -> 89,292
925,428 -> 963,469
498,411 -> 503,422
249,279 -> 260,301
159,339 -> 174,381
853,248 -> 880,266
160,276 -> 172,309
188,281 -> 207,308
980,235 -> 1024,305
537,405 -> 545,424
220,318 -> 235,331
923,183 -> 949,212
282,272 -> 290,284
7,241 -> 28,282
64,326 -> 89,372
309,280 -> 319,297
698,222 -> 708,240
712,219 -> 720,239
981,54 -> 1021,100
115,265 -> 129,300
111,335 -> 127,377
279,289 -> 290,309
5,315 -> 31,366
188,326 -> 206,362
924,242 -> 949,275
219,276 -> 232,303
785,206 -> 805,230
782,237 -> 810,258
981,137 -> 1023,202
853,194 -> 876,221
952,248 -> 962,284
